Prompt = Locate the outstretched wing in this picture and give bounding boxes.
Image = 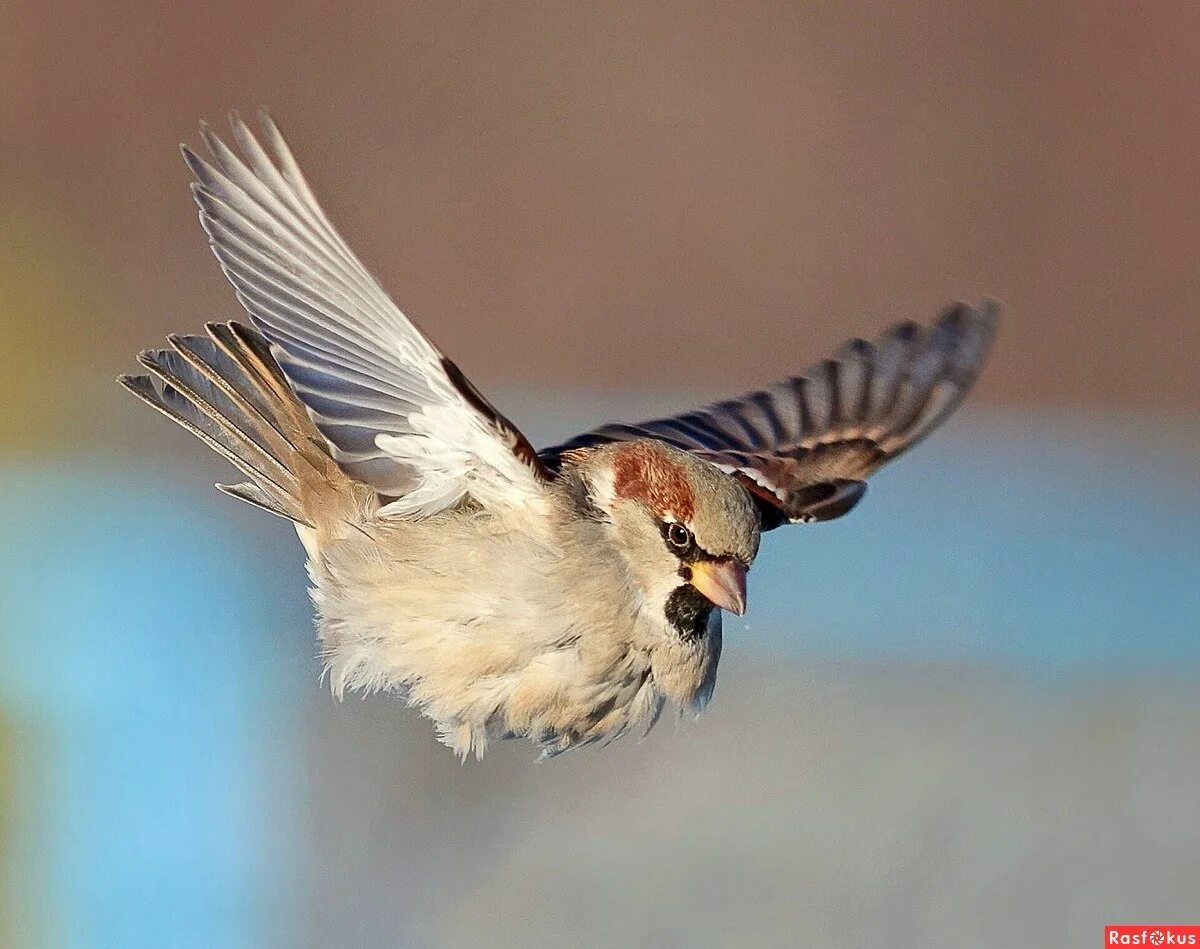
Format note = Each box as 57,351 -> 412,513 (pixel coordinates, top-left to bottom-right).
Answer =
182,112 -> 550,517
541,302 -> 998,530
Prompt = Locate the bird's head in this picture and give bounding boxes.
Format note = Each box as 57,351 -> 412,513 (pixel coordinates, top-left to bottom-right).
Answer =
567,440 -> 760,635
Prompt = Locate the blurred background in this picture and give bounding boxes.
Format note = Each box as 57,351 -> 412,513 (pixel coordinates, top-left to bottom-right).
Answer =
2,2 -> 1198,946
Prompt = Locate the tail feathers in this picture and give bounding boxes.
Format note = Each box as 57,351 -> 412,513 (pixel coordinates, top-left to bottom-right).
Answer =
119,321 -> 348,528
215,480 -> 298,519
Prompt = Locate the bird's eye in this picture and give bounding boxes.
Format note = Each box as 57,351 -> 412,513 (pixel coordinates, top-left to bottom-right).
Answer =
666,522 -> 694,552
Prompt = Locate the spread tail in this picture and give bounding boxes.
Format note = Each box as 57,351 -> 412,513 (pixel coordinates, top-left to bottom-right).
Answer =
120,320 -> 356,529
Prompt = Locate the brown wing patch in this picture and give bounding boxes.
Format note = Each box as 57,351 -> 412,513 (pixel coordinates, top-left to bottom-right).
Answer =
610,442 -> 695,521
441,356 -> 550,480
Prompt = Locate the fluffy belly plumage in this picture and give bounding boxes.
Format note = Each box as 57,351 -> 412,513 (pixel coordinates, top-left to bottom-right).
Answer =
308,531 -> 680,759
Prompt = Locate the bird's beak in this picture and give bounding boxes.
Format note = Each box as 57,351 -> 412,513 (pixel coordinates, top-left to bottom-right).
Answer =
689,559 -> 748,615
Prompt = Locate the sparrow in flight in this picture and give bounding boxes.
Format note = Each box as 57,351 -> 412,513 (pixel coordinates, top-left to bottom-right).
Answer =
121,114 -> 997,759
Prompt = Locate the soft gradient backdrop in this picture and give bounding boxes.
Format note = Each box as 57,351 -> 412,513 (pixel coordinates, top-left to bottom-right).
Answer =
1,3 -> 1197,947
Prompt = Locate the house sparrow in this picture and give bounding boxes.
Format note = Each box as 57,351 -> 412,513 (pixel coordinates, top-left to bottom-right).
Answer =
121,113 -> 997,760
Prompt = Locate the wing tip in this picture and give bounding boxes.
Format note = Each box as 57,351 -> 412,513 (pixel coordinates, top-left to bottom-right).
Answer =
939,297 -> 1001,375
943,297 -> 1001,336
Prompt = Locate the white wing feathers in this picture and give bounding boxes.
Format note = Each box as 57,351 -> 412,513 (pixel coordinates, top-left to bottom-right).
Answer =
182,113 -> 549,517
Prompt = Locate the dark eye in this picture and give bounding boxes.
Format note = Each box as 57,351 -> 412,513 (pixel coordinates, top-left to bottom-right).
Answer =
666,522 -> 694,552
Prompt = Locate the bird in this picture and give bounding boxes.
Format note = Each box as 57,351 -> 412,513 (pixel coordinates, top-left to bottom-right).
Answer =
120,112 -> 997,760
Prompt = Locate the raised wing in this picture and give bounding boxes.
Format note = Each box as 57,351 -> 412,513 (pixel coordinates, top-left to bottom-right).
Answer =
541,302 -> 998,530
182,113 -> 549,517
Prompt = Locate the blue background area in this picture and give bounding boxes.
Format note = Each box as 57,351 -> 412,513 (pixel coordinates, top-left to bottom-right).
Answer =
752,419 -> 1200,672
0,472 -> 308,949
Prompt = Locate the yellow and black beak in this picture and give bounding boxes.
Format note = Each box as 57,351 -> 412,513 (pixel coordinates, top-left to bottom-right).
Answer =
689,559 -> 748,615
